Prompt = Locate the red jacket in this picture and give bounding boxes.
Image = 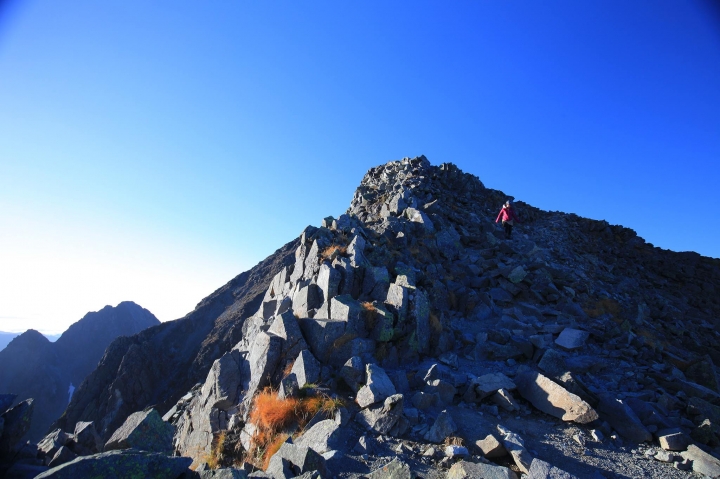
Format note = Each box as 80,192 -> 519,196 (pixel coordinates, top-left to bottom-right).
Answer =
496,206 -> 520,223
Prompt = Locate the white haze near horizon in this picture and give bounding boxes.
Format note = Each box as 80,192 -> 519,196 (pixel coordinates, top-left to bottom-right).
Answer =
0,207 -> 255,334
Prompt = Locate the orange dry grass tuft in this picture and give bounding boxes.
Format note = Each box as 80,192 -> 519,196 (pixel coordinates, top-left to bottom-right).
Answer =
249,390 -> 300,432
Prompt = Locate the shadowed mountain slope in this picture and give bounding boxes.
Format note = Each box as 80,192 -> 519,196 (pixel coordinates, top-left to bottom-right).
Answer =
0,302 -> 158,441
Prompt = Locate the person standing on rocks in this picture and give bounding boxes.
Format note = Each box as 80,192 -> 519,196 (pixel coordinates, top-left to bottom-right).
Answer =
496,200 -> 521,239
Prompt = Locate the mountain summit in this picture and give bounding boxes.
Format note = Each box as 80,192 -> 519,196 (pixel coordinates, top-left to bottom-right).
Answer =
0,301 -> 159,441
52,157 -> 720,477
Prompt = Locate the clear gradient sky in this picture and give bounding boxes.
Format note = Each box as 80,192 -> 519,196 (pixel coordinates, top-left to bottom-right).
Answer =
1,1 -> 719,334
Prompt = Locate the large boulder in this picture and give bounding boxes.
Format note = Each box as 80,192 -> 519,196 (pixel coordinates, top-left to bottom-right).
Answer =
73,421 -> 103,455
596,394 -> 652,443
447,460 -> 518,479
295,419 -> 345,454
526,458 -> 578,478
367,458 -> 414,479
38,429 -> 73,461
356,364 -> 397,408
680,444 -> 720,478
266,442 -> 329,479
424,410 -> 457,443
515,369 -> 598,424
104,409 -> 174,454
290,350 -> 321,389
356,394 -> 405,435
34,449 -> 192,479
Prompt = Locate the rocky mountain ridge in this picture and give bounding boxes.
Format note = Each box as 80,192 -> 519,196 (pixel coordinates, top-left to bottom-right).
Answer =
0,301 -> 159,442
18,156 -> 720,478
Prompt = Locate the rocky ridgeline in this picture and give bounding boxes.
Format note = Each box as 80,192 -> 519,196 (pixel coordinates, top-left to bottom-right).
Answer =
14,157 -> 720,478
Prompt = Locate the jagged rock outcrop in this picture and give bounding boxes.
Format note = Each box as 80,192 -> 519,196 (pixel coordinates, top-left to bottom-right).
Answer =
0,302 -> 158,441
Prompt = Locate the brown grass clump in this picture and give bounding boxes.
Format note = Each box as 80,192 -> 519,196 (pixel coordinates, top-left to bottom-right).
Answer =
249,390 -> 300,432
320,244 -> 347,260
205,431 -> 227,469
443,436 -> 464,446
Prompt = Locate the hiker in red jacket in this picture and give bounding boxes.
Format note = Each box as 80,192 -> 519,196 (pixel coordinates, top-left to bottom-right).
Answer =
496,200 -> 521,239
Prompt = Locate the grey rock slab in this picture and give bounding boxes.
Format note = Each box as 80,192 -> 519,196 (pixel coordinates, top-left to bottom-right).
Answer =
267,442 -> 329,478
356,394 -> 404,435
362,266 -> 390,301
330,294 -> 365,335
499,428 -> 533,474
356,364 -> 397,408
268,310 -> 310,364
515,369 -> 598,424
199,468 -> 249,479
244,331 -> 283,400
317,262 -> 341,304
476,433 -> 507,458
292,284 -> 321,318
38,429 -> 72,459
492,388 -> 520,412
473,373 -> 517,399
340,356 -> 365,392
424,409 -> 457,443
201,349 -> 243,410
554,328 -> 590,350
424,379 -> 456,405
538,349 -> 568,377
298,318 -> 347,363
411,391 -> 438,410
597,393 -> 652,443
295,419 -> 344,455
526,458 -> 579,479
291,349 -> 321,388
680,444 -> 720,478
368,303 -> 395,342
73,421 -> 103,454
447,460 -> 518,479
367,458 -> 414,479
405,207 -> 434,232
385,283 -> 409,324
507,266 -> 527,284
34,449 -> 192,479
657,429 -> 690,451
104,409 -> 174,454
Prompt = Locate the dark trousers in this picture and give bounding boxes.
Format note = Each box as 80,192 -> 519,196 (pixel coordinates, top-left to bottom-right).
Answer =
502,221 -> 513,239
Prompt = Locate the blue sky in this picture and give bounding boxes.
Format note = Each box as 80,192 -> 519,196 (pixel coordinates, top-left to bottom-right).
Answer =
1,1 -> 718,333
